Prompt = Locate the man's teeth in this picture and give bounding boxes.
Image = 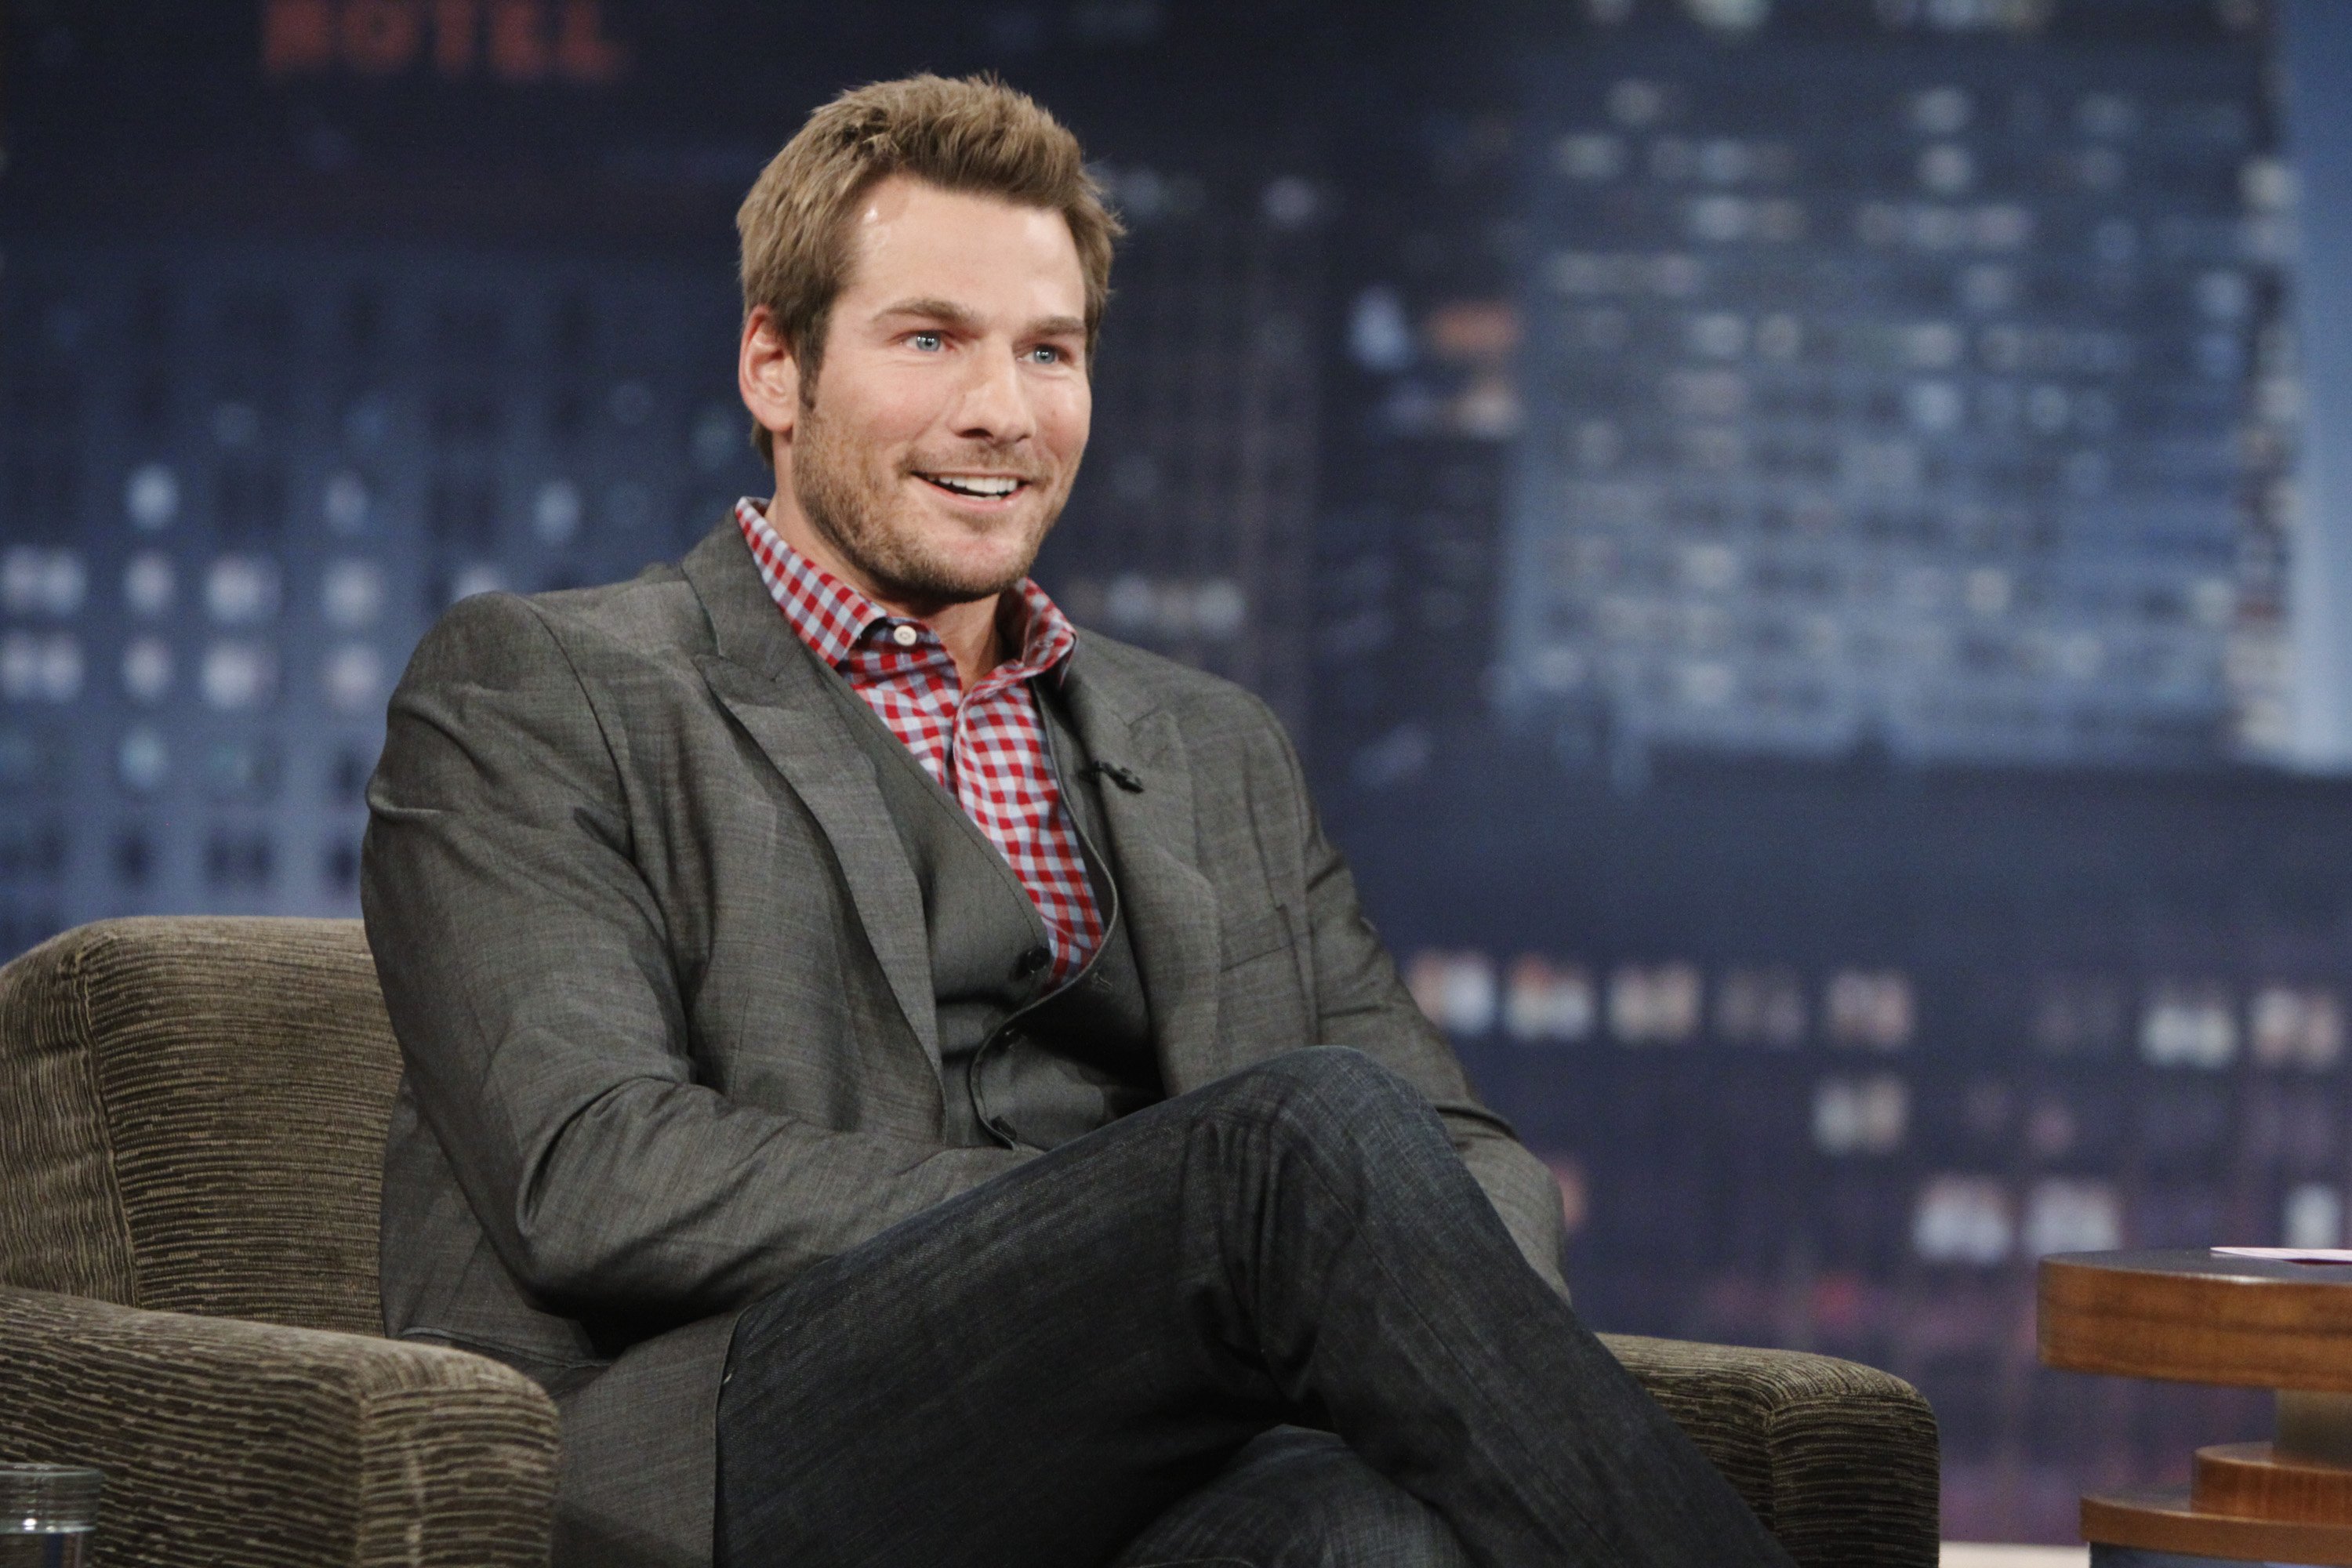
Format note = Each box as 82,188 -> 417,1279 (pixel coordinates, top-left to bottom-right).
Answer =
925,474 -> 1022,497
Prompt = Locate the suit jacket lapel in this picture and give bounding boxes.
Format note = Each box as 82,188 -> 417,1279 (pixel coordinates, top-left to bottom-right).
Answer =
681,524 -> 941,1071
1059,648 -> 1225,1092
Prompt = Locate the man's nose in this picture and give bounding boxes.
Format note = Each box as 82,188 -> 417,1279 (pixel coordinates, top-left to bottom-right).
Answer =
950,344 -> 1036,445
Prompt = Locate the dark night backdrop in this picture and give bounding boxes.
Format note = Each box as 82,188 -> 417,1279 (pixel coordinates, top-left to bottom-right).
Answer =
9,0 -> 2352,1543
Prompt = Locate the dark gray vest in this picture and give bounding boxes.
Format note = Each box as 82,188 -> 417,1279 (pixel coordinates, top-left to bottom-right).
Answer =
817,666 -> 1160,1151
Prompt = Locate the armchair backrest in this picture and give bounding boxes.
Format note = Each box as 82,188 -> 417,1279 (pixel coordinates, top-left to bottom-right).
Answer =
0,918 -> 398,1338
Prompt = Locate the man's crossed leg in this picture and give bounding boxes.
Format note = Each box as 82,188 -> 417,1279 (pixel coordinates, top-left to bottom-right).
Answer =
715,1048 -> 1795,1568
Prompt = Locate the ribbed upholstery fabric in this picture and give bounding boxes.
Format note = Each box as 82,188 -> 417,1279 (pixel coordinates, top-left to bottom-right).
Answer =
0,917 -> 396,1333
1605,1332 -> 1941,1567
0,919 -> 557,1567
0,1286 -> 557,1568
0,917 -> 1940,1566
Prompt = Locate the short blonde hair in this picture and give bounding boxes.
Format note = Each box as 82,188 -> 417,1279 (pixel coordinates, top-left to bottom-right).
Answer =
736,74 -> 1123,462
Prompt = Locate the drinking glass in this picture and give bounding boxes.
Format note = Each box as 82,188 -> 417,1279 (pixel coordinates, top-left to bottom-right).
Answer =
0,1465 -> 102,1568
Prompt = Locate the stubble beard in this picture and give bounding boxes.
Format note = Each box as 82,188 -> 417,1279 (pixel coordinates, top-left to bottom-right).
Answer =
789,393 -> 1069,609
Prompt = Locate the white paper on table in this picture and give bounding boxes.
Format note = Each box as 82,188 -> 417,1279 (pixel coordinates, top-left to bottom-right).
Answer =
2212,1246 -> 2352,1264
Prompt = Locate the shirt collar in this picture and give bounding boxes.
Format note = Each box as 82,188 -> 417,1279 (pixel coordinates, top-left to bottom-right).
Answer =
734,497 -> 1076,684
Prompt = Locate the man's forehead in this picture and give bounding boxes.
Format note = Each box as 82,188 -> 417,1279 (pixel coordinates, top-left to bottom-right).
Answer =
839,174 -> 1084,307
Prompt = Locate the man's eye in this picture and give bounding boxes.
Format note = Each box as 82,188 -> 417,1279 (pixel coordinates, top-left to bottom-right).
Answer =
1027,345 -> 1065,365
909,332 -> 943,351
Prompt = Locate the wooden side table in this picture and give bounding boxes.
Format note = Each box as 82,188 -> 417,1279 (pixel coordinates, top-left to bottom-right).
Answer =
2040,1249 -> 2352,1564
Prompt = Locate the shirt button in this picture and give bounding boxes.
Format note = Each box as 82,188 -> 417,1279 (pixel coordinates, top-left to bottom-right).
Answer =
891,624 -> 919,648
1014,945 -> 1051,978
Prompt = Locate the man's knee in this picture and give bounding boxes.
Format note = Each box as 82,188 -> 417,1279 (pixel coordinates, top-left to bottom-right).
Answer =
1211,1047 -> 1436,1149
1116,1428 -> 1470,1568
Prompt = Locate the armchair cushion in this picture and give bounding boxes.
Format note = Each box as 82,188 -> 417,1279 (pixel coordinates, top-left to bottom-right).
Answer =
1604,1332 -> 1940,1568
0,1285 -> 557,1568
0,918 -> 397,1334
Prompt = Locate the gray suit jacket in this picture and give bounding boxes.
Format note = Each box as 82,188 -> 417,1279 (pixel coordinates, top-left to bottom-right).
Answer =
361,521 -> 1568,1567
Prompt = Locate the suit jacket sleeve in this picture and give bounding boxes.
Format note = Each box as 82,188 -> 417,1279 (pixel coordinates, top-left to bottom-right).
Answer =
362,592 -> 1028,1329
1254,704 -> 1573,1298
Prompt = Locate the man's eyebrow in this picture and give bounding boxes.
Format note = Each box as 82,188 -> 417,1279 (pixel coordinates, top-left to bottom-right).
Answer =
874,297 -> 983,330
873,299 -> 1086,340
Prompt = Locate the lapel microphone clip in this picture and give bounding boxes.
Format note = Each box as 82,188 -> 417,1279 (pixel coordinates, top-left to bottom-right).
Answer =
1082,760 -> 1145,793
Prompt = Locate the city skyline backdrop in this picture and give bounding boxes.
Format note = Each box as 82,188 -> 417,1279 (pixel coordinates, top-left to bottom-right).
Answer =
9,0 -> 2352,1544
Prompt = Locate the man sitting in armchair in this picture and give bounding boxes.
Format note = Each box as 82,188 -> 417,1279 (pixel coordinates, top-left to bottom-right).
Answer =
361,71 -> 1795,1568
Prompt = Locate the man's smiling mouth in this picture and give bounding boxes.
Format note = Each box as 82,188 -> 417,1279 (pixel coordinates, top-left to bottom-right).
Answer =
917,472 -> 1028,499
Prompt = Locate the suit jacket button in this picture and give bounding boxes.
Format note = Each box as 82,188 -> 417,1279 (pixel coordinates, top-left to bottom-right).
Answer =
1014,945 -> 1051,978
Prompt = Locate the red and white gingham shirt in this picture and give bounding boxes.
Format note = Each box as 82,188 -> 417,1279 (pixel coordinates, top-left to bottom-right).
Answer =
735,498 -> 1104,986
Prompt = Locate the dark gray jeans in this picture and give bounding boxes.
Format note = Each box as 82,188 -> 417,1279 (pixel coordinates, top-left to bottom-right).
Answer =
715,1047 -> 1794,1568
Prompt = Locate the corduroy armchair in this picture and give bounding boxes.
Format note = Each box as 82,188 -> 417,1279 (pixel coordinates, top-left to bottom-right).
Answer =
0,917 -> 1939,1567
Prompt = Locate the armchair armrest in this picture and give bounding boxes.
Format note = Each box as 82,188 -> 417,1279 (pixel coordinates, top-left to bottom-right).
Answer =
1601,1333 -> 1939,1568
0,1286 -> 557,1568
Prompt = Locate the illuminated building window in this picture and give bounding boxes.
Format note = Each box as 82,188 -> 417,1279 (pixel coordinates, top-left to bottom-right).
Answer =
1406,950 -> 1497,1037
1609,962 -> 1702,1045
124,463 -> 180,532
2285,1185 -> 2343,1251
2140,980 -> 2238,1069
2250,985 -> 2343,1071
2022,1178 -> 2122,1257
2,548 -> 86,616
1812,1074 -> 1907,1156
532,481 -> 584,546
1355,283 -> 1402,373
1502,956 -> 1595,1044
323,471 -> 372,534
2023,1094 -> 2077,1161
322,560 -> 387,630
1912,1176 -> 2011,1266
1824,969 -> 1913,1050
322,644 -> 384,714
443,563 -> 507,605
1715,965 -> 1806,1046
123,554 -> 174,616
1,633 -> 83,703
690,402 -> 744,474
121,637 -> 172,703
200,641 -> 278,710
1090,574 -> 1254,646
205,556 -> 281,625
116,728 -> 167,793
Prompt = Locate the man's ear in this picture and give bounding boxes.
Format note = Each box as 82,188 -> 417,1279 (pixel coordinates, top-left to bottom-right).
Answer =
739,306 -> 802,448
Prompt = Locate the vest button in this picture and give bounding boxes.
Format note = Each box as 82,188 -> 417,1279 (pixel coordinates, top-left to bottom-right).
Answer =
1014,945 -> 1051,978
